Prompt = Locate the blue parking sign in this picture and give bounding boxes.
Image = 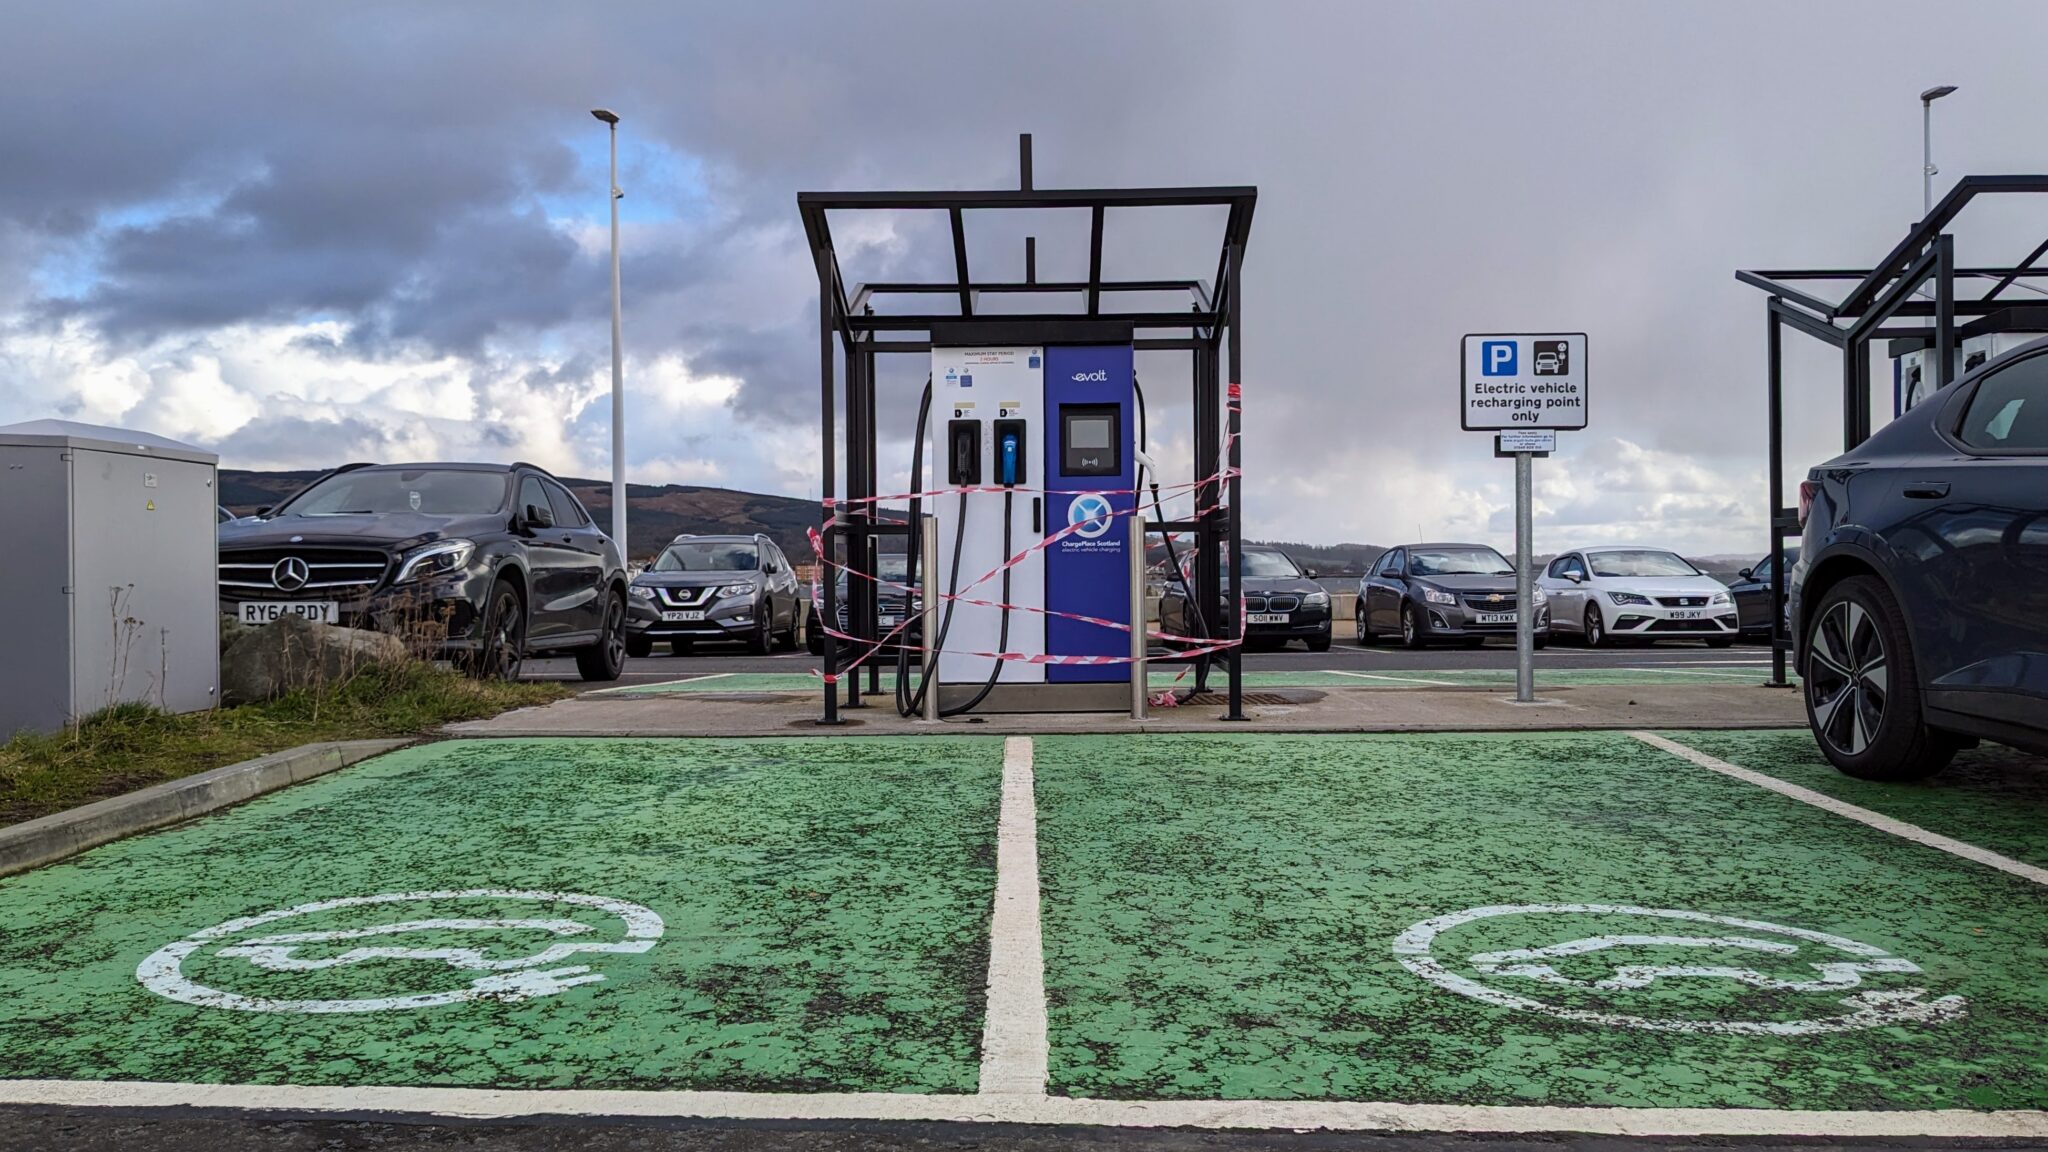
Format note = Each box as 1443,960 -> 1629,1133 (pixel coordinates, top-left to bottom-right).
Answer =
1481,340 -> 1517,377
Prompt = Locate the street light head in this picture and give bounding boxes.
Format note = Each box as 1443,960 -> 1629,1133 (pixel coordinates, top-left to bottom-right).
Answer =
590,108 -> 620,125
1920,85 -> 1958,104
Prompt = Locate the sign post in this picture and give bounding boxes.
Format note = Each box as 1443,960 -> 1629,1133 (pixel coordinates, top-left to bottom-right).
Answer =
1461,334 -> 1588,703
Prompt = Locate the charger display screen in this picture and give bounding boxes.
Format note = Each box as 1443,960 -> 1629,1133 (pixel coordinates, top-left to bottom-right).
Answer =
1060,405 -> 1121,476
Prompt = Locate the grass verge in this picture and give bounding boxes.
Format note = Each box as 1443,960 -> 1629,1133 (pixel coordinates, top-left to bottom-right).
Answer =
0,662 -> 572,826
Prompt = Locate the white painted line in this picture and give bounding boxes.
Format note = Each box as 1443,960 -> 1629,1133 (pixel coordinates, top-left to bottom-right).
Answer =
977,735 -> 1048,1097
4,1080 -> 2048,1137
1631,732 -> 2048,888
1326,670 -> 1463,687
589,672 -> 737,696
1619,667 -> 1766,680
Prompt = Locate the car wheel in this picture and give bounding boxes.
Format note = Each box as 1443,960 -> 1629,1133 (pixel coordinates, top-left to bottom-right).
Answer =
1583,605 -> 1609,649
806,616 -> 824,655
1533,634 -> 1548,650
747,609 -> 773,655
462,579 -> 525,681
776,605 -> 800,651
1307,629 -> 1332,653
1356,605 -> 1379,646
1401,603 -> 1428,649
626,635 -> 653,659
1803,575 -> 1958,781
574,589 -> 627,682
1706,636 -> 1736,649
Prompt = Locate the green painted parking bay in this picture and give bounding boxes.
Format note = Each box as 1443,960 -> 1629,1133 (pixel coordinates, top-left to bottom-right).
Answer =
1034,731 -> 2048,1110
0,736 -> 1001,1092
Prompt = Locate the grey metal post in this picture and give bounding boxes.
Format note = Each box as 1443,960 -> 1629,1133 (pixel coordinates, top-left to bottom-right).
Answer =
1130,508 -> 1147,721
921,513 -> 941,723
595,111 -> 627,555
1514,450 -> 1535,703
1920,85 -> 1956,217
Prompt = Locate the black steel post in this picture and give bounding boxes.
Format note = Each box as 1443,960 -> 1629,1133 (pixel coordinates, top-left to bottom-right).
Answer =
1766,303 -> 1788,687
1935,234 -> 1956,391
865,344 -> 881,697
1192,333 -> 1219,695
1224,242 -> 1246,721
844,338 -> 865,708
1019,133 -> 1032,192
817,246 -> 840,724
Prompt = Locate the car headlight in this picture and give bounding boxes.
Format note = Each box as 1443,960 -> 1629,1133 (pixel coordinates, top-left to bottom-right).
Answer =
718,583 -> 758,599
1710,591 -> 1732,606
1608,591 -> 1652,606
1530,586 -> 1548,603
1303,590 -> 1329,607
393,539 -> 475,584
1421,586 -> 1457,606
629,585 -> 657,601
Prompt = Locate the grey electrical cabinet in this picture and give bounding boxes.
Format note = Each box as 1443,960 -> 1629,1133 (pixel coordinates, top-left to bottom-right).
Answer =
0,420 -> 220,736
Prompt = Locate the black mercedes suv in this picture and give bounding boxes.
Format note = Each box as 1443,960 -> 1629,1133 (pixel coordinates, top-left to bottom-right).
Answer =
217,462 -> 629,681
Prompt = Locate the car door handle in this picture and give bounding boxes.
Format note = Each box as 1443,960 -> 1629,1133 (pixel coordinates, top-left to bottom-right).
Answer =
1903,481 -> 1950,499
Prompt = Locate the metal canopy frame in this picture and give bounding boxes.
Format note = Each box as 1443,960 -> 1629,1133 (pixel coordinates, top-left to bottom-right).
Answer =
797,140 -> 1256,725
1736,174 -> 2048,683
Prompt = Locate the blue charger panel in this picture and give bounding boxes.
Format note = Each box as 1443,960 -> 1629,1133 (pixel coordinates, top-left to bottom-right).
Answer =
1043,344 -> 1135,683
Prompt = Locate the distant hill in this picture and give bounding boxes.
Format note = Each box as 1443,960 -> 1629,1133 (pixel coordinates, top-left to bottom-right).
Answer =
219,469 -> 820,562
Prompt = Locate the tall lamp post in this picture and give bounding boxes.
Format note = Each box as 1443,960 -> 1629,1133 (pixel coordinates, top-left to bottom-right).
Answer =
1920,85 -> 1957,217
591,108 -> 627,554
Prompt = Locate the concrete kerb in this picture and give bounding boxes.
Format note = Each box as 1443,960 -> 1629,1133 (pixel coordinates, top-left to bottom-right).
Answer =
0,738 -> 410,878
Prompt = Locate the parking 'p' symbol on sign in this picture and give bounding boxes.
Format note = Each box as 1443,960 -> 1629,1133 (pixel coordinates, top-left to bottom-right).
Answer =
1482,340 -> 1518,377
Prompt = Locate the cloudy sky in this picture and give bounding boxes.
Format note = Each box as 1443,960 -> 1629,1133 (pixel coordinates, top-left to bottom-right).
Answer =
3,0 -> 2044,555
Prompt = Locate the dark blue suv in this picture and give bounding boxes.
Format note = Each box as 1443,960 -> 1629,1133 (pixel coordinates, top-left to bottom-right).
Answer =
1793,337 -> 2048,779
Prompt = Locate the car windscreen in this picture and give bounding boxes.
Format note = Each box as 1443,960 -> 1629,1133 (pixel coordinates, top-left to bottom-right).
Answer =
1235,552 -> 1302,578
1408,547 -> 1512,576
653,542 -> 759,572
281,469 -> 507,516
1589,550 -> 1699,578
839,555 -> 909,590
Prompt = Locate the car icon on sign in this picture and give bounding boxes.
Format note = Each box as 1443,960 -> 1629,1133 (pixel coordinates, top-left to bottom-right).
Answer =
1533,342 -> 1569,376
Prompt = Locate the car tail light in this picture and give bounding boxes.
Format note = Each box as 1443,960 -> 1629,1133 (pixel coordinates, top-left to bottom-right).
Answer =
1797,479 -> 1819,526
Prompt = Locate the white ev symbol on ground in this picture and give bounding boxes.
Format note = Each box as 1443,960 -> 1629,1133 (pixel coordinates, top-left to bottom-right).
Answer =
1067,493 -> 1115,540
1393,903 -> 1965,1035
136,889 -> 663,1014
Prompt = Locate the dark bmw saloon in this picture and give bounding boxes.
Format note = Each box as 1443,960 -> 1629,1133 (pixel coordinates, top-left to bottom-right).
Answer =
1793,336 -> 2048,780
1356,542 -> 1549,649
1158,545 -> 1332,652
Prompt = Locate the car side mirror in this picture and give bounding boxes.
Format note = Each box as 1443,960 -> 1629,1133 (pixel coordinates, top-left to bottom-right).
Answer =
524,502 -> 555,530
1565,571 -> 1584,584
1738,567 -> 1754,580
1304,567 -> 1319,579
254,505 -> 271,517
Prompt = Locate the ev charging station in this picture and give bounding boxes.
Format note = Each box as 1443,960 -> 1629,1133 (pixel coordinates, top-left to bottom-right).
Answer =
798,136 -> 1255,723
1738,174 -> 2048,684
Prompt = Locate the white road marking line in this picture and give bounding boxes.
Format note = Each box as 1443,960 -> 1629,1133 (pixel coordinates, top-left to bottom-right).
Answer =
1630,732 -> 2048,888
978,735 -> 1048,1097
4,1081 -> 2047,1137
1619,667 -> 1767,680
1326,670 -> 1463,687
590,672 -> 736,696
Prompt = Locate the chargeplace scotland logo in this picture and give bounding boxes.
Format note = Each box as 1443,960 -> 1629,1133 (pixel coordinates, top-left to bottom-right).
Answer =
1067,492 -> 1115,540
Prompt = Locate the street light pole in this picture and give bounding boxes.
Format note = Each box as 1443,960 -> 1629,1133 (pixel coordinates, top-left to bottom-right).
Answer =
592,107 -> 627,555
1920,85 -> 1957,218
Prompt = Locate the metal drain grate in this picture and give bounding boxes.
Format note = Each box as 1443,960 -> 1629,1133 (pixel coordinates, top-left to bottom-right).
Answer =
1175,691 -> 1295,707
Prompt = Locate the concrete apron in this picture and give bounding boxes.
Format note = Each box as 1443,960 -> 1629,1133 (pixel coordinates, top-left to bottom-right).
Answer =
448,682 -> 1805,738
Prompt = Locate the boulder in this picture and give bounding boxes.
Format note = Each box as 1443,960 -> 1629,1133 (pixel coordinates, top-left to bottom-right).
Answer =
220,615 -> 411,705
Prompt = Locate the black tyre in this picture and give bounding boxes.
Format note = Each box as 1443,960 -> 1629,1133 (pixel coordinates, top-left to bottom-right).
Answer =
806,618 -> 824,655
1803,575 -> 1958,781
775,604 -> 800,651
746,610 -> 772,655
1583,605 -> 1610,649
575,590 -> 627,682
1306,629 -> 1332,653
462,579 -> 526,681
1533,634 -> 1548,651
1706,636 -> 1736,649
1401,603 -> 1428,649
1462,636 -> 1486,649
626,635 -> 654,659
1356,604 -> 1379,646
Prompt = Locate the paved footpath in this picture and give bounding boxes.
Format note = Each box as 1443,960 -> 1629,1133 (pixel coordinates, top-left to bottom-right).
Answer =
3,730 -> 2047,1146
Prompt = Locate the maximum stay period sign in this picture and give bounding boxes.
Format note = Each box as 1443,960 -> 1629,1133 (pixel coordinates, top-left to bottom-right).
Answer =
1461,333 -> 1588,431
